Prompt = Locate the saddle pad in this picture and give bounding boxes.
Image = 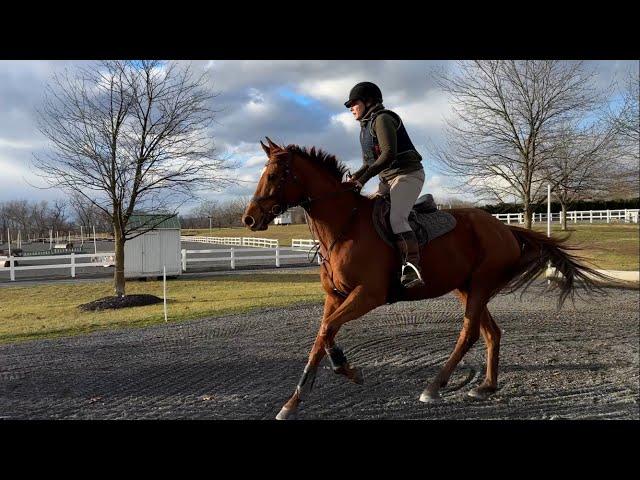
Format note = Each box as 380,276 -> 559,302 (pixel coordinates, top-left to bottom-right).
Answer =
372,196 -> 457,247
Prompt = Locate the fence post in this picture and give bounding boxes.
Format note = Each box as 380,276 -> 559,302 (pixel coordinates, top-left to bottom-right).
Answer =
589,210 -> 593,224
276,246 -> 280,267
10,256 -> 15,281
519,213 -> 523,224
607,210 -> 611,223
231,248 -> 235,270
507,215 -> 511,225
181,249 -> 187,272
71,253 -> 76,278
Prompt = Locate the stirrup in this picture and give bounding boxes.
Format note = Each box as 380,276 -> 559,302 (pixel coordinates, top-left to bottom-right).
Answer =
401,262 -> 425,288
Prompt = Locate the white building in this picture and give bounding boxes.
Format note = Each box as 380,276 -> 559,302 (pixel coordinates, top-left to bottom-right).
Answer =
273,211 -> 293,225
124,214 -> 182,278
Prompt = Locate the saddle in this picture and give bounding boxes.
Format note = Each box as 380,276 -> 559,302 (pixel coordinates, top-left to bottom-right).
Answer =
371,194 -> 457,305
372,193 -> 457,248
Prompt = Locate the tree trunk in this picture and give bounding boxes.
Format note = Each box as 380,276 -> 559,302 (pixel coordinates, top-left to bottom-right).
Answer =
523,201 -> 532,229
114,226 -> 126,297
561,202 -> 568,231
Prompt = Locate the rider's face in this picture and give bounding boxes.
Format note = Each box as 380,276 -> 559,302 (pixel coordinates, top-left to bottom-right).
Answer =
349,100 -> 366,120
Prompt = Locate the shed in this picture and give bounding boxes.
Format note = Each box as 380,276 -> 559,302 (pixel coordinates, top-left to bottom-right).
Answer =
124,214 -> 182,278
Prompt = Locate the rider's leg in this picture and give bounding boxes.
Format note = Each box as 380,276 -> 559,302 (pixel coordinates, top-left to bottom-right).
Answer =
389,169 -> 426,288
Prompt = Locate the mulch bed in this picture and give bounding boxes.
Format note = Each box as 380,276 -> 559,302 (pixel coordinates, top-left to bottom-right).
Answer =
79,294 -> 163,311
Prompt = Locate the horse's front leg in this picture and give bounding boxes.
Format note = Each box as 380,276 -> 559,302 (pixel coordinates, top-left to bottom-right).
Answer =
276,286 -> 382,420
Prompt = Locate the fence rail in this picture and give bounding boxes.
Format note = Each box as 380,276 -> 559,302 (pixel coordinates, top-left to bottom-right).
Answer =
180,236 -> 242,246
493,209 -> 639,225
0,252 -> 115,281
181,246 -> 320,271
180,236 -> 279,248
292,239 -> 320,249
241,237 -> 279,248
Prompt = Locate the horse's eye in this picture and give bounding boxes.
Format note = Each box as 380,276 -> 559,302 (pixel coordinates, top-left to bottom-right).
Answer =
268,173 -> 277,181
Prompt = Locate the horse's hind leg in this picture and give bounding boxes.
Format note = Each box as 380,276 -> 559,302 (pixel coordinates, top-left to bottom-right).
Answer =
468,307 -> 502,400
419,288 -> 485,402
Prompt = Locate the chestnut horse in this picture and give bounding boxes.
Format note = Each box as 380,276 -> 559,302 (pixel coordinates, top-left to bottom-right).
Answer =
242,137 -> 606,420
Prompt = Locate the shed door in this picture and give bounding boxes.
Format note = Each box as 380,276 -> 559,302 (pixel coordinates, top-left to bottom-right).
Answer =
142,232 -> 161,274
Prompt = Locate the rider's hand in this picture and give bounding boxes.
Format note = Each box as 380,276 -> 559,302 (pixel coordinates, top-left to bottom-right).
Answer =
345,179 -> 363,192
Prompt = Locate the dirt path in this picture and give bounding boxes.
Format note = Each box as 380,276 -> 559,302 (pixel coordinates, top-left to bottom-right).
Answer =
0,281 -> 637,419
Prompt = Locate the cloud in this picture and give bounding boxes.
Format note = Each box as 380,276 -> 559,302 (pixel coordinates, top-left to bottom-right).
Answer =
1,59 -> 637,215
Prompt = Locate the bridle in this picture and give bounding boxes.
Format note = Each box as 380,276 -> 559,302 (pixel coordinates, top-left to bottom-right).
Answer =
250,151 -> 309,220
250,149 -> 360,298
251,150 -> 357,218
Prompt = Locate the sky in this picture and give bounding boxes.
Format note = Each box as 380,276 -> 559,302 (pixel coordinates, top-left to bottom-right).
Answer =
0,59 -> 637,213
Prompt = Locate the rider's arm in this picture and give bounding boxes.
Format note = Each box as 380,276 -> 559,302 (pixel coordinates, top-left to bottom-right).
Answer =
357,113 -> 398,186
350,163 -> 369,182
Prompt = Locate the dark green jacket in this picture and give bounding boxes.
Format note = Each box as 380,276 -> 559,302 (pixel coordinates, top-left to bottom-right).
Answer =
352,103 -> 423,185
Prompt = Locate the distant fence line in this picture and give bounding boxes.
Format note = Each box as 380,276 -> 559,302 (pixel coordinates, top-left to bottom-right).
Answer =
492,209 -> 639,225
180,236 -> 278,248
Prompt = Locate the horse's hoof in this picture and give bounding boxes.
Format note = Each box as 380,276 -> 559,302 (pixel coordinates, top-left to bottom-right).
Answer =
468,386 -> 495,400
275,407 -> 298,420
351,367 -> 364,385
419,389 -> 442,403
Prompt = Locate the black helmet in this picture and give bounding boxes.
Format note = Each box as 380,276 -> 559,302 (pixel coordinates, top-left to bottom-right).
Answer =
344,82 -> 383,108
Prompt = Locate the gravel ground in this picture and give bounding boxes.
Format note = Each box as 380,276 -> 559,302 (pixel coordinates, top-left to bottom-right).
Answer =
0,280 -> 638,420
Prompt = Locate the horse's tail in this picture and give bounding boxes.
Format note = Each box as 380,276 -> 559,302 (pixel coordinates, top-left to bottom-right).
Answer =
504,225 -> 612,308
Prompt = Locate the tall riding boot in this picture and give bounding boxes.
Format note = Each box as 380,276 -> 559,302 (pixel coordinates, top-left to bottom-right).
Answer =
394,230 -> 425,288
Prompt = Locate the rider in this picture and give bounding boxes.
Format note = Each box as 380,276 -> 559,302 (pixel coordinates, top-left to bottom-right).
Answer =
344,81 -> 426,288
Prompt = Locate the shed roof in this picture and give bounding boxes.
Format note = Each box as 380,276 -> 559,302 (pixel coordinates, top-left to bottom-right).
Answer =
127,213 -> 181,231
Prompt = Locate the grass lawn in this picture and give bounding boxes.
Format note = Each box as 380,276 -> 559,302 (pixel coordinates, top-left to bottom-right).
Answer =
0,270 -> 325,344
530,223 -> 639,271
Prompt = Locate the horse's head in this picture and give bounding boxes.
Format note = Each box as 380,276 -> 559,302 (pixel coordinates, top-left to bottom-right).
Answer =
242,137 -> 307,231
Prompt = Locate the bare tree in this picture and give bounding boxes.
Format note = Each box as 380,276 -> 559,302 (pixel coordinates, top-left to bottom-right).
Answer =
440,196 -> 476,209
604,70 -> 640,197
191,199 -> 221,228
541,121 -> 618,230
69,192 -> 112,232
431,60 -> 604,228
49,199 -> 70,233
34,60 -> 236,296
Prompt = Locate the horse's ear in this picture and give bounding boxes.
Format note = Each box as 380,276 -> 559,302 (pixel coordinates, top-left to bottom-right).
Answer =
265,136 -> 281,151
260,140 -> 270,156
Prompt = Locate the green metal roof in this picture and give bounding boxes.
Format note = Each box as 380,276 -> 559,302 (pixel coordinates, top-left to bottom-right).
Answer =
127,214 -> 181,231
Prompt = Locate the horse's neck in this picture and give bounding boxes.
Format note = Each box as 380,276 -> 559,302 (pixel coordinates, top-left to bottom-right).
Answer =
300,167 -> 361,247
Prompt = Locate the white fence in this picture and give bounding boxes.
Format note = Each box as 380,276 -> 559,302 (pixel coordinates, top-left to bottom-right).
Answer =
0,252 -> 115,282
180,236 -> 242,246
181,247 -> 319,271
291,239 -> 320,249
241,237 -> 278,248
493,209 -> 639,225
180,236 -> 278,248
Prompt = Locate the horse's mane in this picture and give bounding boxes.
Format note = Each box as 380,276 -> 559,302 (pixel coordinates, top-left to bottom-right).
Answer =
285,144 -> 349,182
